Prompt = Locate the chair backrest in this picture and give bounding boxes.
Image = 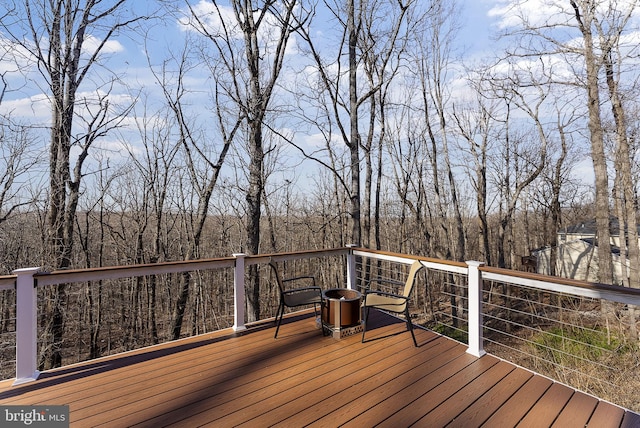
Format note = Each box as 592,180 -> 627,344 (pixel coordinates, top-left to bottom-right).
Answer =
269,262 -> 285,294
401,261 -> 424,298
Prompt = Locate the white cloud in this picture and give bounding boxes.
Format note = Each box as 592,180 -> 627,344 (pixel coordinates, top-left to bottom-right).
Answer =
0,93 -> 50,120
83,35 -> 125,55
488,0 -> 640,34
178,1 -> 298,56
488,0 -> 572,30
178,1 -> 240,38
299,132 -> 332,150
0,35 -> 34,73
97,137 -> 137,156
570,157 -> 595,187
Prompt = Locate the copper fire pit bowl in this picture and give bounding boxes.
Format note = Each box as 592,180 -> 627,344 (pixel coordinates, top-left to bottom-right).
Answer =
321,288 -> 362,329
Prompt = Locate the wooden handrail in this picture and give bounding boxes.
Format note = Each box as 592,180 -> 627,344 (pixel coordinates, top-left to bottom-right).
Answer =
243,247 -> 350,265
480,265 -> 640,303
0,275 -> 16,291
34,257 -> 236,286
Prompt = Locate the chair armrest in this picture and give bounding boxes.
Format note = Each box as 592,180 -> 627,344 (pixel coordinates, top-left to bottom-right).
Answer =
281,275 -> 317,292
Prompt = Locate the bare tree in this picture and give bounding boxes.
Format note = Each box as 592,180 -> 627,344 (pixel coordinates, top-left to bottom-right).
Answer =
122,85 -> 184,343
75,152 -> 123,358
149,41 -> 235,337
0,26 -> 41,231
493,0 -> 636,282
598,4 -> 640,338
293,0 -> 363,245
494,67 -> 550,268
453,86 -> 497,264
568,0 -> 615,285
387,98 -> 434,255
411,0 -> 465,262
0,121 -> 42,225
0,0 -> 145,268
358,0 -> 414,252
294,0 -> 418,248
0,0 -> 148,368
179,0 -> 296,322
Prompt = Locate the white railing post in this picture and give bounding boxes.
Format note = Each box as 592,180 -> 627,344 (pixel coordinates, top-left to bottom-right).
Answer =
232,254 -> 246,332
13,267 -> 42,385
466,261 -> 486,358
346,244 -> 357,290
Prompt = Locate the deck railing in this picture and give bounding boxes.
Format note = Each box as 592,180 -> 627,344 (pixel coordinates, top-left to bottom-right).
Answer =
2,247 -> 640,410
353,250 -> 640,411
6,248 -> 353,384
477,265 -> 640,410
0,275 -> 16,381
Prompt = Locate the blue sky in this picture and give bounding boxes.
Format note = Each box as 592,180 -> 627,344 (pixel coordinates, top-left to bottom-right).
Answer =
0,0 -> 502,121
459,1 -> 497,54
0,0 -> 613,194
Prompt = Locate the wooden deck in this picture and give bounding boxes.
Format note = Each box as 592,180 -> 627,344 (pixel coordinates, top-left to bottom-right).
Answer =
0,311 -> 639,427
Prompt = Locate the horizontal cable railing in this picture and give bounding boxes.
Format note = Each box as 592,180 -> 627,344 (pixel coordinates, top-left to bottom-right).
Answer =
4,249 -> 350,384
35,270 -> 237,368
480,267 -> 640,412
483,292 -> 619,380
0,276 -> 16,380
353,252 -> 471,345
431,270 -> 469,344
3,247 -> 640,413
0,276 -> 15,292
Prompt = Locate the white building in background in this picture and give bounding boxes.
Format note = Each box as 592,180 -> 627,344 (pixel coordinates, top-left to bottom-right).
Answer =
534,218 -> 630,285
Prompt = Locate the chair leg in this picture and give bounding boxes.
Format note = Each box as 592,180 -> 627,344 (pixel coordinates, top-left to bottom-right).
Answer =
274,301 -> 284,338
405,306 -> 418,347
361,306 -> 370,343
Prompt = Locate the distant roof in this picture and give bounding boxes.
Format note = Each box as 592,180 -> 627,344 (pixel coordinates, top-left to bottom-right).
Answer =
562,219 -> 599,235
560,217 -> 639,236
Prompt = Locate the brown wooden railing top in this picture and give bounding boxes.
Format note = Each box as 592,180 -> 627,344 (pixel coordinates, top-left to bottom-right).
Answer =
0,275 -> 15,291
480,265 -> 640,298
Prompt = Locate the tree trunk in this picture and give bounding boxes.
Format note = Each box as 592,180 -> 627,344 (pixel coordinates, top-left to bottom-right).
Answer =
246,124 -> 264,322
348,0 -> 361,246
605,47 -> 639,340
570,1 -> 614,286
550,119 -> 569,276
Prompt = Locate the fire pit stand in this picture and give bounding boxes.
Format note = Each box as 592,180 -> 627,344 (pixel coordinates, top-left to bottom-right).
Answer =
321,288 -> 363,339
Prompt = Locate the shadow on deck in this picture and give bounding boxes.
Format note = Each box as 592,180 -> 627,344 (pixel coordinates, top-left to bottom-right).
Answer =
0,311 -> 638,427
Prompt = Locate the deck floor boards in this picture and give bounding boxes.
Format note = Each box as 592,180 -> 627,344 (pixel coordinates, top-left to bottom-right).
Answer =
0,310 -> 637,427
552,391 -> 599,427
444,365 -> 533,427
587,402 -> 626,428
518,382 -> 576,428
480,373 -> 553,427
372,356 -> 502,427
